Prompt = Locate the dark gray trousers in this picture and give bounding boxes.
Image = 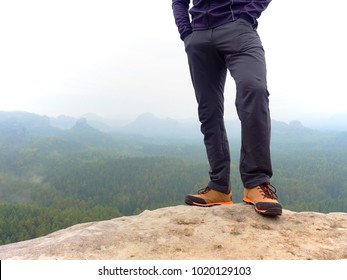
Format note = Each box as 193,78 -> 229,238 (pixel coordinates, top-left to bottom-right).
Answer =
184,19 -> 272,194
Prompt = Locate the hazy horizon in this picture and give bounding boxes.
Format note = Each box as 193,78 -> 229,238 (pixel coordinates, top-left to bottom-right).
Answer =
1,0 -> 347,124
2,109 -> 347,132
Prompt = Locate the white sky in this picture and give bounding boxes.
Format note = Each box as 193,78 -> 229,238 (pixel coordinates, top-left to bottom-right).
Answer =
0,0 -> 346,123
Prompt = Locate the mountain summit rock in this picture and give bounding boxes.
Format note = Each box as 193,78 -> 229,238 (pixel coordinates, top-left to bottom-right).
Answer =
0,204 -> 346,260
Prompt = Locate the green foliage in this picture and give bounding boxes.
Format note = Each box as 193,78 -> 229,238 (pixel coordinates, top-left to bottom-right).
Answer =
0,202 -> 120,245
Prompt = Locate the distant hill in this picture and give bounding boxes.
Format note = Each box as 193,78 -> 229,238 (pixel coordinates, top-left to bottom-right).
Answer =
1,111 -> 346,148
301,113 -> 347,131
119,112 -> 328,145
0,111 -> 61,146
49,115 -> 76,130
120,112 -> 201,140
66,118 -> 115,147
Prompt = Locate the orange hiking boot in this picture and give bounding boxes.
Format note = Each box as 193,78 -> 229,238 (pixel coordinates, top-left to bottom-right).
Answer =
243,182 -> 282,216
185,187 -> 233,207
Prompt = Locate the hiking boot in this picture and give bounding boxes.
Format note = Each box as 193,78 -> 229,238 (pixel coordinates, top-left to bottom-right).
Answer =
243,182 -> 282,216
185,187 -> 233,207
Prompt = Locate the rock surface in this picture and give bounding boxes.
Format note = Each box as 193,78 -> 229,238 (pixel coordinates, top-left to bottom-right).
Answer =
1,204 -> 347,260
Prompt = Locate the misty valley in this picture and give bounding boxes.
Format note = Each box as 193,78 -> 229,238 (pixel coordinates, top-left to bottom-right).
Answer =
0,111 -> 347,245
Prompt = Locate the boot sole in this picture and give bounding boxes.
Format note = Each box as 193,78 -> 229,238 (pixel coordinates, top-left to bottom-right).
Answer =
243,199 -> 282,216
185,199 -> 233,207
255,205 -> 282,216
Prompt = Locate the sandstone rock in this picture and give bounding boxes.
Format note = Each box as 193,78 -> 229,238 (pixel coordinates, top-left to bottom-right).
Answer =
0,204 -> 346,260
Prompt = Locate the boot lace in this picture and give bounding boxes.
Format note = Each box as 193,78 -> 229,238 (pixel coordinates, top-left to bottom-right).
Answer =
198,186 -> 211,194
258,183 -> 278,200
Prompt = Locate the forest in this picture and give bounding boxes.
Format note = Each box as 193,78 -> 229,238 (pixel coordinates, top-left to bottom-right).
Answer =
0,112 -> 346,245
